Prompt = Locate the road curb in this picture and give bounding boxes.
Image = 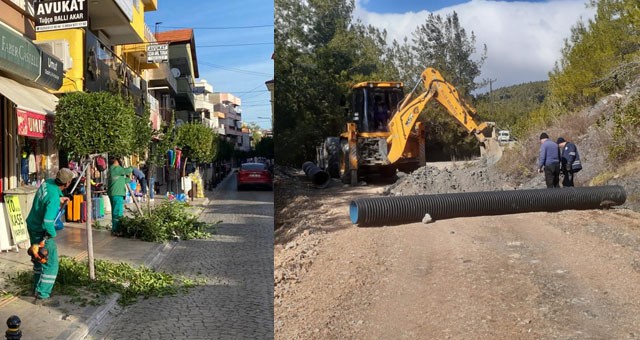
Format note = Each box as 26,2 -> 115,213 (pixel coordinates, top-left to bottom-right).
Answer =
58,293 -> 121,340
144,240 -> 178,269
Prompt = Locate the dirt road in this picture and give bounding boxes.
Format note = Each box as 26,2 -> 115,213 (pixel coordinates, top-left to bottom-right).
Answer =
275,174 -> 640,339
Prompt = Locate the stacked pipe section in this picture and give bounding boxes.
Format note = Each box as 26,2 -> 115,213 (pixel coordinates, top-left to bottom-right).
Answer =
302,161 -> 331,188
350,185 -> 626,227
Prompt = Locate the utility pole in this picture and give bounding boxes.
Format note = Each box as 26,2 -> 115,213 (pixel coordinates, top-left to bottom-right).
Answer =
488,78 -> 497,101
487,78 -> 497,115
85,159 -> 95,280
155,22 -> 162,37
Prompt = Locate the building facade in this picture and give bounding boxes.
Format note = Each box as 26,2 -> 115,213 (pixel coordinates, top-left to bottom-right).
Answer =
0,0 -> 65,196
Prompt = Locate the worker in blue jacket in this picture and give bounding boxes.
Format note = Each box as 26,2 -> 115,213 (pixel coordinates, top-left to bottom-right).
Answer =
27,168 -> 74,306
557,137 -> 582,187
537,132 -> 561,188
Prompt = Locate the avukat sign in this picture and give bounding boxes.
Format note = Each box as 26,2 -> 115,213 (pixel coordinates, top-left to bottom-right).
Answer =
34,0 -> 88,32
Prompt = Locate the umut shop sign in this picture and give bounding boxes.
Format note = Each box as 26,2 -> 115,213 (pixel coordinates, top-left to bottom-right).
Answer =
16,109 -> 54,139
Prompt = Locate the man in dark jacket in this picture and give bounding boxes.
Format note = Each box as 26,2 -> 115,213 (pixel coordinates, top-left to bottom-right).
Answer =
537,132 -> 561,188
132,165 -> 147,197
557,137 -> 582,187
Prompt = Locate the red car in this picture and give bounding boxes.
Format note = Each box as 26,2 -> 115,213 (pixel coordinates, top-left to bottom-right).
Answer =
237,163 -> 273,191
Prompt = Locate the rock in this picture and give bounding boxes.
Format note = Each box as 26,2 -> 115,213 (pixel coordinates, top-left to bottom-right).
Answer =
422,213 -> 433,224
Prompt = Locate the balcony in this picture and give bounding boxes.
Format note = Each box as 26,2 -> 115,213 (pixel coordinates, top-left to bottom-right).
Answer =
140,0 -> 157,11
213,104 -> 240,121
147,62 -> 177,93
175,77 -> 195,110
212,93 -> 241,106
195,96 -> 214,113
202,117 -> 219,130
120,23 -> 159,70
89,0 -> 145,45
224,126 -> 244,136
84,36 -> 147,114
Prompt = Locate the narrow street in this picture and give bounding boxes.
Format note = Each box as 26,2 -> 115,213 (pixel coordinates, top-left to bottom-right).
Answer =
92,173 -> 274,340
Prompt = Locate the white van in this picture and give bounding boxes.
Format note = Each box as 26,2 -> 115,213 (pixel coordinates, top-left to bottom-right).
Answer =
498,130 -> 510,142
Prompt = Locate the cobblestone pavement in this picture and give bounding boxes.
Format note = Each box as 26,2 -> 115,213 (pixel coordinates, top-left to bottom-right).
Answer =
91,173 -> 274,340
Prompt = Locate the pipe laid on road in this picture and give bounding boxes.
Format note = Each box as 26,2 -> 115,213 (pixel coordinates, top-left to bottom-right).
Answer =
302,161 -> 331,188
350,185 -> 627,226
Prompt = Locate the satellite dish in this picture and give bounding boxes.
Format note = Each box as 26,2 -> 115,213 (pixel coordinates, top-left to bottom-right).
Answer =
171,68 -> 181,78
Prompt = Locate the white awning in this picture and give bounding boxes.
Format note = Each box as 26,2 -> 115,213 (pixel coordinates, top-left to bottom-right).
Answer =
0,75 -> 58,115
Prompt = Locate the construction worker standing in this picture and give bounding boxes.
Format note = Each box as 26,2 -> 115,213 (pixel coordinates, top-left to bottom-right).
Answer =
26,168 -> 74,306
557,137 -> 582,187
107,157 -> 132,235
537,132 -> 561,188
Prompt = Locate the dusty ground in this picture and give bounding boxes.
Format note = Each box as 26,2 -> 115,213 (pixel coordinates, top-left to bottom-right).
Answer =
274,162 -> 640,339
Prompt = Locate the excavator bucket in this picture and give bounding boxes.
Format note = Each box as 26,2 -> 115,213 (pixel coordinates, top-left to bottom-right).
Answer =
481,137 -> 503,165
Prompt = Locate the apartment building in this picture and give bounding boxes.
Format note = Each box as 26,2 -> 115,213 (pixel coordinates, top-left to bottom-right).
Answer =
193,79 -> 224,134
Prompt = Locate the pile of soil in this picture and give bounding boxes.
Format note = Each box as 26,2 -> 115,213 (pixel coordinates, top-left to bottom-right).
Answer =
384,160 -> 526,197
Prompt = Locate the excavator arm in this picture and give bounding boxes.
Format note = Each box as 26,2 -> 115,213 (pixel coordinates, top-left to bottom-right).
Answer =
386,68 -> 495,164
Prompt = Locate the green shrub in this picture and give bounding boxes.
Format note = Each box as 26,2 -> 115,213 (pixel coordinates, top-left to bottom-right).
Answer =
119,201 -> 215,242
609,94 -> 640,162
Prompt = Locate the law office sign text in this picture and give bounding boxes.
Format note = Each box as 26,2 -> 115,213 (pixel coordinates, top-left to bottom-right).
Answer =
35,0 -> 88,32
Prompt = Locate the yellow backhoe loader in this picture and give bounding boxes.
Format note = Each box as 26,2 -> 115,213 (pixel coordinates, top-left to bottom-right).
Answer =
317,67 -> 501,185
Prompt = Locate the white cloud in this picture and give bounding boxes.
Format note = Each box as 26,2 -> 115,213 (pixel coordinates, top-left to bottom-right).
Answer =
353,0 -> 596,91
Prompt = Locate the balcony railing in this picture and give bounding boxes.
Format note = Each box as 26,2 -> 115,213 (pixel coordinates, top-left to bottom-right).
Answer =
203,117 -> 221,130
10,0 -> 32,14
144,22 -> 156,43
86,33 -> 147,114
224,127 -> 244,136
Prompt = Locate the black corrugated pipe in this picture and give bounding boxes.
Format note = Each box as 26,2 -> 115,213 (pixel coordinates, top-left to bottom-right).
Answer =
350,185 -> 626,227
302,161 -> 331,188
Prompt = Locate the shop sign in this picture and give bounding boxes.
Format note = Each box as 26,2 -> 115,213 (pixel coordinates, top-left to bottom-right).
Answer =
34,0 -> 88,32
4,195 -> 29,245
0,25 -> 40,81
16,109 -> 54,139
146,43 -> 169,63
35,51 -> 63,90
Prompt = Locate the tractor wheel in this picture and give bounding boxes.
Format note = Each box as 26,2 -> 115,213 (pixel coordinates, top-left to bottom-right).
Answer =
340,139 -> 352,184
379,165 -> 397,178
325,137 -> 341,178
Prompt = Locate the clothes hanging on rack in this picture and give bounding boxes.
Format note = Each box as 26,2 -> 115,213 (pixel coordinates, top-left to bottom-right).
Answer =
21,151 -> 29,184
28,153 -> 36,174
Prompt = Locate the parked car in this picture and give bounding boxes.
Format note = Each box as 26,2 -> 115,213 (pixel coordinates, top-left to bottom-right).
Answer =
497,130 -> 511,143
237,163 -> 273,191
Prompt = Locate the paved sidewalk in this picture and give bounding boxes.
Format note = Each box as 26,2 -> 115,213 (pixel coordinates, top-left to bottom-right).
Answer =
0,182 -> 214,339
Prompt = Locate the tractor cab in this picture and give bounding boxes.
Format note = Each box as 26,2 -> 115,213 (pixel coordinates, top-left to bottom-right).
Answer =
351,82 -> 404,133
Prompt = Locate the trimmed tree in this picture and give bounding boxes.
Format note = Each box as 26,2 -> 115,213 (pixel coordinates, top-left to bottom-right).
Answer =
255,136 -> 274,159
54,91 -> 149,280
175,122 -> 215,174
55,91 -> 139,158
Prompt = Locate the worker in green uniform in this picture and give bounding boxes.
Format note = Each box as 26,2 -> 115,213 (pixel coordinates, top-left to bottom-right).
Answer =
107,157 -> 132,235
27,168 -> 74,305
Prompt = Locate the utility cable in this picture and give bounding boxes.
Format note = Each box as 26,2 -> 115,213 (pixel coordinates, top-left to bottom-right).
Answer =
161,24 -> 273,30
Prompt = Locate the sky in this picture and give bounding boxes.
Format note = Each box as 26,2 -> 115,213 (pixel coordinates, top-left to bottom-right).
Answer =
354,0 -> 596,92
145,1 -> 274,129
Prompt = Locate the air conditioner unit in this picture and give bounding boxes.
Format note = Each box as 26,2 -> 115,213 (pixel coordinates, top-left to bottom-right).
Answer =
35,40 -> 73,71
